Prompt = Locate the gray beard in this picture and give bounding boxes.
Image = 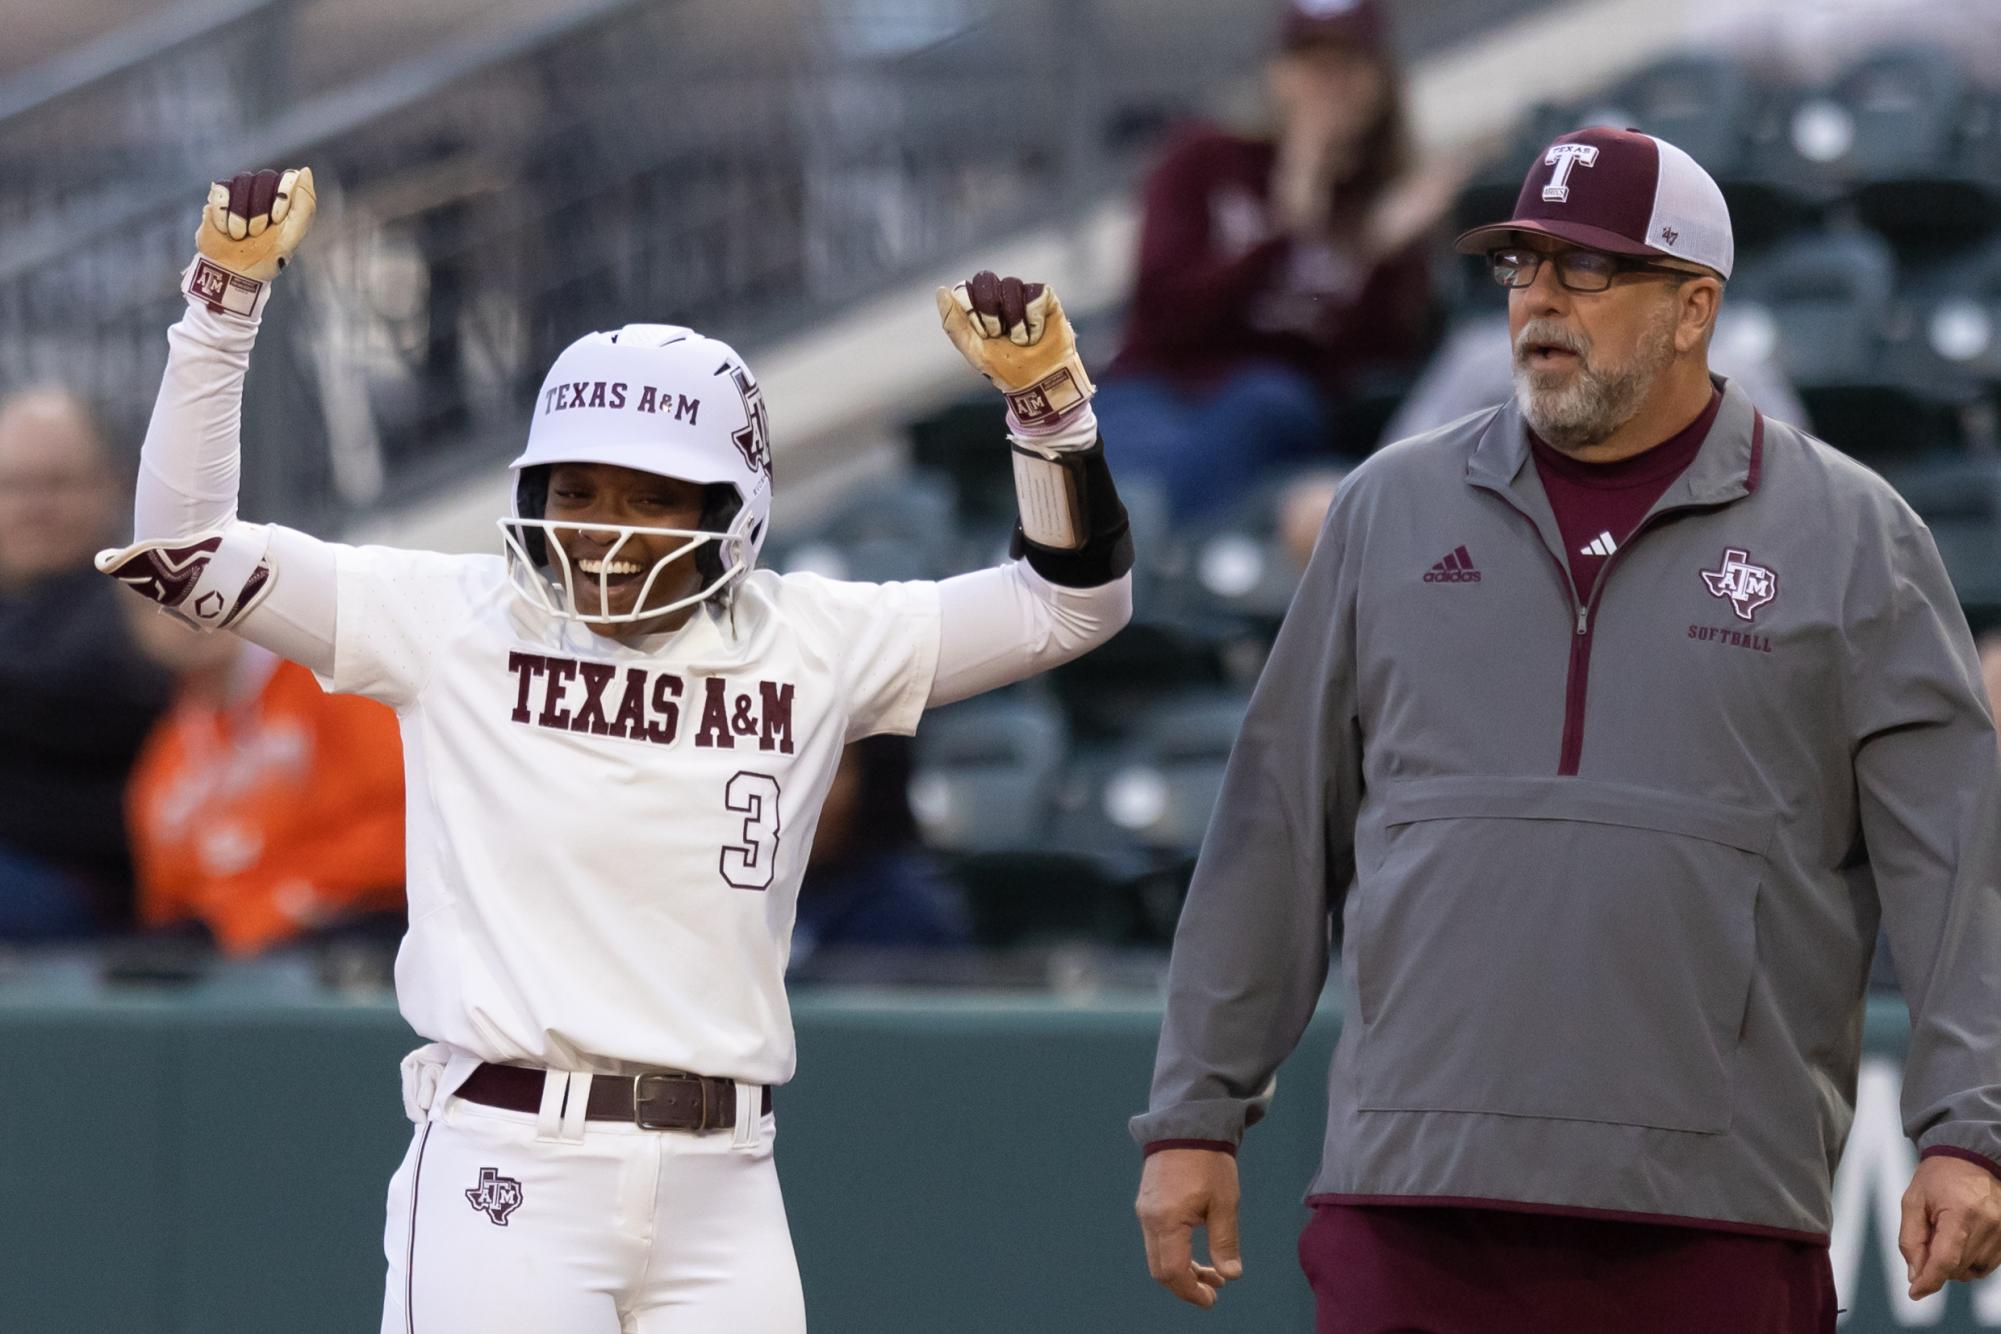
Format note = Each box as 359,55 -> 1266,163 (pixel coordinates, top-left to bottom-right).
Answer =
1513,318 -> 1675,451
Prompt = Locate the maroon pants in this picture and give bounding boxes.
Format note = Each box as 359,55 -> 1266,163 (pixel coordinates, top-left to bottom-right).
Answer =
1300,1203 -> 1837,1334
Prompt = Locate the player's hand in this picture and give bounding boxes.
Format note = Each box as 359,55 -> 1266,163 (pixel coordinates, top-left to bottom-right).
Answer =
1136,1148 -> 1243,1308
185,167 -> 317,318
199,168 -> 317,279
936,270 -> 1093,433
1899,1154 -> 2001,1299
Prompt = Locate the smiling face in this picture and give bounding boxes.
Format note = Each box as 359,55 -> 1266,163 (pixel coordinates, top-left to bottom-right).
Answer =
540,461 -> 715,639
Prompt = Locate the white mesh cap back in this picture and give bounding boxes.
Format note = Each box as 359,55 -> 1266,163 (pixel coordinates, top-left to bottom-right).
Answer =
1645,135 -> 1734,280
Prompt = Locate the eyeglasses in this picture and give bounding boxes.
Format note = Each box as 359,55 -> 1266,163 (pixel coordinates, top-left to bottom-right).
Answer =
1488,247 -> 1698,293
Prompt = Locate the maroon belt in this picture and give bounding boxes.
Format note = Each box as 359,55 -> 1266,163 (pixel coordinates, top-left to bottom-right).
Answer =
456,1062 -> 770,1132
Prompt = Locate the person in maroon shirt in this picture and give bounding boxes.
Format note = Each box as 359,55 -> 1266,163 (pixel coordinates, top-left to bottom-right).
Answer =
1135,126 -> 2001,1334
1095,0 -> 1441,518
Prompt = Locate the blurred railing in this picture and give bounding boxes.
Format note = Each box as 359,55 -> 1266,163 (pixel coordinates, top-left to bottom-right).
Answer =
0,0 -> 1162,529
0,0 -> 1559,533
0,0 -> 297,238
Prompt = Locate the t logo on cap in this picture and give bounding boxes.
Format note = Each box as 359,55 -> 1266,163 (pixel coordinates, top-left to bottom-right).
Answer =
1542,143 -> 1600,203
1453,128 -> 1735,280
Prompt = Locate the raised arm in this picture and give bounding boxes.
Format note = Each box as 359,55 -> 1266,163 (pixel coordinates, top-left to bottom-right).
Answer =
928,271 -> 1134,705
98,169 -> 339,674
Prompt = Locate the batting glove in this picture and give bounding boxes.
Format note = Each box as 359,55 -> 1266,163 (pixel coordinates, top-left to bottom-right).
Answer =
937,271 -> 1095,449
183,167 -> 318,321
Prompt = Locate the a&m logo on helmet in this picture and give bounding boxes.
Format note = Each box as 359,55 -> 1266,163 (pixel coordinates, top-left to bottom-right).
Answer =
1701,548 -> 1778,622
465,1166 -> 524,1226
726,361 -> 772,480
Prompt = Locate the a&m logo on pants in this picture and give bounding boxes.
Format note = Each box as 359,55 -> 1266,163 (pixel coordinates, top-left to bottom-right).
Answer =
1701,548 -> 1778,623
466,1166 -> 524,1226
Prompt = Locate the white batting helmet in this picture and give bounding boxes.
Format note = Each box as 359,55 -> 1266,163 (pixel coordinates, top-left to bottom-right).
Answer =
501,324 -> 774,625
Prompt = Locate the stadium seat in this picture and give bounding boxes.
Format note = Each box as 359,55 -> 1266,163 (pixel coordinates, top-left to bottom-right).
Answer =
909,690 -> 1069,855
1044,688 -> 1248,860
1881,455 -> 2001,617
1046,742 -> 1149,860
908,393 -> 1018,527
1768,45 -> 2000,249
1602,55 -> 1757,178
1043,616 -> 1251,742
1601,53 -> 1812,250
1727,227 -> 1954,457
1885,233 -> 2001,431
1153,466 -> 1327,631
1096,689 -> 1249,859
765,468 -> 961,581
1113,472 -> 1177,619
949,848 -> 1153,948
1023,689 -> 1247,947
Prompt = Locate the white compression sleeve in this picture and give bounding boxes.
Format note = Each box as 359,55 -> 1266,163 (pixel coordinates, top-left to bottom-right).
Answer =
928,560 -> 1133,708
243,525 -> 338,674
136,304 -> 257,537
134,303 -> 339,674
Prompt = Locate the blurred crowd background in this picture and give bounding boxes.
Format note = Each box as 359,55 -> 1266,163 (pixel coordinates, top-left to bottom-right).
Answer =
7,0 -> 2001,994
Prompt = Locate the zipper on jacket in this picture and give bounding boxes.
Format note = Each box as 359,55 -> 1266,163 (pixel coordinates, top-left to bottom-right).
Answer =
1488,502 -> 1594,774
1489,500 -> 1664,778
1555,512 -> 1675,775
1490,408 -> 1762,778
1558,602 -> 1592,775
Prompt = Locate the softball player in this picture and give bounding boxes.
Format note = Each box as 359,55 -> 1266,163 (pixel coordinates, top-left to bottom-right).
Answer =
100,168 -> 1134,1332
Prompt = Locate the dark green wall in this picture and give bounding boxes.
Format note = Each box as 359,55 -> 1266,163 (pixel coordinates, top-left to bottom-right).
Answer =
0,971 -> 1991,1332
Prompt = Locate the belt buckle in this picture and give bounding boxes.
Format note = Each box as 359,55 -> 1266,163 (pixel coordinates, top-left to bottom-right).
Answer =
632,1070 -> 707,1131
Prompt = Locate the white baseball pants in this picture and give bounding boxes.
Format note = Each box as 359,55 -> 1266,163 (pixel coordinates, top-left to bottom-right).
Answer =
378,1056 -> 805,1333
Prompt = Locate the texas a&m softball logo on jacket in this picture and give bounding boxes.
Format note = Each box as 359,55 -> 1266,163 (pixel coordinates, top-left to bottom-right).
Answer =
1700,548 -> 1777,622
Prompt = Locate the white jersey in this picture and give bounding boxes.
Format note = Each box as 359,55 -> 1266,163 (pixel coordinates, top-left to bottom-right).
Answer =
317,546 -> 940,1085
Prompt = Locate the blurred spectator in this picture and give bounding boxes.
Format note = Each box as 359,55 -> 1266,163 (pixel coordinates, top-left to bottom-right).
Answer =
1275,466 -> 1350,574
124,605 -> 406,956
0,387 -> 172,940
791,734 -> 970,966
1095,0 -> 1449,519
1981,631 -> 2001,743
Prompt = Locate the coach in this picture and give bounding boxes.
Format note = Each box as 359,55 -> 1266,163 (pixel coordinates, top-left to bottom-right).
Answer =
1131,126 -> 2001,1332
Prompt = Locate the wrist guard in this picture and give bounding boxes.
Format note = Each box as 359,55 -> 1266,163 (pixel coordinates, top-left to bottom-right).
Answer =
1011,439 -> 1133,588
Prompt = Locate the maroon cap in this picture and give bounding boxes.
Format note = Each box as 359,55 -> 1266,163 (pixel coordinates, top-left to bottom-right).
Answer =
1454,126 -> 1735,278
1281,0 -> 1386,53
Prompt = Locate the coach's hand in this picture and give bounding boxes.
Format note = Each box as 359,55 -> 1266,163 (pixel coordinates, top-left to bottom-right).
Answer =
936,270 -> 1093,435
184,167 -> 317,319
1900,1154 -> 2001,1299
1137,1148 -> 1243,1308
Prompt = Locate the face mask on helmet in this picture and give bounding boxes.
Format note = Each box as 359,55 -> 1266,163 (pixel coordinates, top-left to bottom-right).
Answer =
499,323 -> 775,627
502,468 -> 758,626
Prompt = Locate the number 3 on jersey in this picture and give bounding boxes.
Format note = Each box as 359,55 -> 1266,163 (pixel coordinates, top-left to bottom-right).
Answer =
721,772 -> 782,890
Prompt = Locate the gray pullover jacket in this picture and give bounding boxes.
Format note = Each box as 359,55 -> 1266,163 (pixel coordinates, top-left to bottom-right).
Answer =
1133,376 -> 2001,1239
